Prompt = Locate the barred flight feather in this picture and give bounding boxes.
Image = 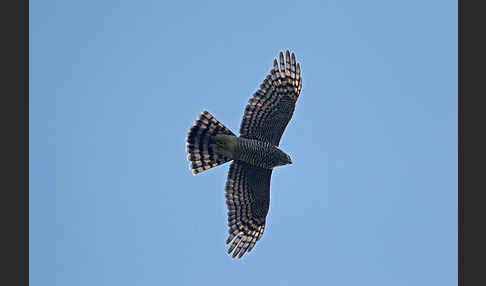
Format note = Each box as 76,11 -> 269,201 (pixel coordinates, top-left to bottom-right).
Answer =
225,161 -> 271,259
239,50 -> 303,146
186,110 -> 235,175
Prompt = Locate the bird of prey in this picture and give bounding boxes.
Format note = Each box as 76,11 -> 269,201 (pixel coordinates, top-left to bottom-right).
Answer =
186,50 -> 303,259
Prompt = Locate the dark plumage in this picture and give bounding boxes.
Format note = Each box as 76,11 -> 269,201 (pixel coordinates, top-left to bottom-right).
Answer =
186,50 -> 303,258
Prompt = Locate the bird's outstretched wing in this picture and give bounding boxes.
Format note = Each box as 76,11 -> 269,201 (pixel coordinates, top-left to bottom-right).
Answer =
239,50 -> 303,146
225,161 -> 272,259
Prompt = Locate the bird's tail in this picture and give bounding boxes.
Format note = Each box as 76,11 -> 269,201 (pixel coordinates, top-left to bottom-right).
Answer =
186,110 -> 236,175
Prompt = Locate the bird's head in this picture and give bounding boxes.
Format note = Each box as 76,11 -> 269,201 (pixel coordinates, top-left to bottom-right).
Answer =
285,153 -> 292,165
274,148 -> 292,167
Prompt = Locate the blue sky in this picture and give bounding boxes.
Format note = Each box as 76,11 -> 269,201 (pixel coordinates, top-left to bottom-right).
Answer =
30,0 -> 457,285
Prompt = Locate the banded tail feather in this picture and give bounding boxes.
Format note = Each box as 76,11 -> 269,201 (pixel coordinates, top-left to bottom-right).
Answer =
186,110 -> 236,175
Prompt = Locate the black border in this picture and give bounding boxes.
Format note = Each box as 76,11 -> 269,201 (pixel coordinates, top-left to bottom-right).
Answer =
2,0 -> 28,285
459,0 -> 485,285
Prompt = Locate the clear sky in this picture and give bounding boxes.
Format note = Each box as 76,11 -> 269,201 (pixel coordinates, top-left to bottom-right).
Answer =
30,0 -> 457,285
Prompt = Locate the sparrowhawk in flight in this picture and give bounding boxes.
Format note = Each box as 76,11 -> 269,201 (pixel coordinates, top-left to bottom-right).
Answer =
186,50 -> 303,259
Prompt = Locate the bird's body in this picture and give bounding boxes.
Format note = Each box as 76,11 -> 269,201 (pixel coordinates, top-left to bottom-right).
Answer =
214,135 -> 291,169
186,50 -> 302,259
